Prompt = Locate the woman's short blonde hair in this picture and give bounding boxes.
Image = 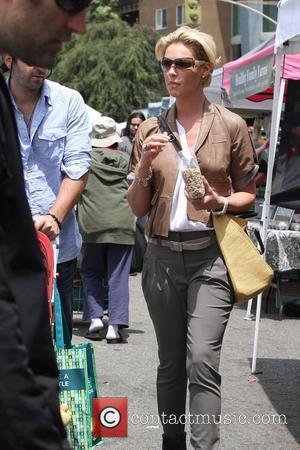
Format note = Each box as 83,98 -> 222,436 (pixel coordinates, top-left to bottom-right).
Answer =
155,26 -> 218,87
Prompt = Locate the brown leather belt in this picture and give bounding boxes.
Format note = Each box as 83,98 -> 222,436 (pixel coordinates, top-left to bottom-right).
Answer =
149,236 -> 213,252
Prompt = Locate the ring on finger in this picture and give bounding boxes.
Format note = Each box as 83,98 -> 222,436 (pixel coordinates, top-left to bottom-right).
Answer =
142,142 -> 150,151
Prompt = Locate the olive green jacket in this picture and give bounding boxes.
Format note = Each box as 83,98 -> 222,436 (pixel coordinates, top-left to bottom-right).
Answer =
77,147 -> 135,244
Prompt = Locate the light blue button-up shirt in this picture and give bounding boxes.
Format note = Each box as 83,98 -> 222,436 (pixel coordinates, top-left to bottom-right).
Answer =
10,80 -> 91,263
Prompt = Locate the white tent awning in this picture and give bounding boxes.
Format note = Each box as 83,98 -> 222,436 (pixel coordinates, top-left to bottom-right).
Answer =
205,37 -> 274,113
275,0 -> 300,52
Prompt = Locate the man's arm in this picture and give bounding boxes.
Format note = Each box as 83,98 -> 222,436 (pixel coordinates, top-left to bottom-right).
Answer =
35,87 -> 91,240
50,174 -> 88,221
34,174 -> 88,240
255,138 -> 269,157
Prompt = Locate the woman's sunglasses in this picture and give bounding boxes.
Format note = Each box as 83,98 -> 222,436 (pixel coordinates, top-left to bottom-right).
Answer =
160,57 -> 206,72
55,0 -> 91,14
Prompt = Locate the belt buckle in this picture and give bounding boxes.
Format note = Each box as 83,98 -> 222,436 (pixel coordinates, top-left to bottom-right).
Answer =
169,240 -> 183,252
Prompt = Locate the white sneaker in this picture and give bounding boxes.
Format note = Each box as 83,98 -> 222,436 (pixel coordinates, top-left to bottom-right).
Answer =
89,318 -> 104,333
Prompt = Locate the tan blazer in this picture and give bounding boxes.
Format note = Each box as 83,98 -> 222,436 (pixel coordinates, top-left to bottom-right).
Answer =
132,99 -> 256,238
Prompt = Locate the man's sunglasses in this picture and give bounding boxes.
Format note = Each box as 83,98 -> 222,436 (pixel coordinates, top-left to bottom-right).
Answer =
56,0 -> 91,14
160,57 -> 206,72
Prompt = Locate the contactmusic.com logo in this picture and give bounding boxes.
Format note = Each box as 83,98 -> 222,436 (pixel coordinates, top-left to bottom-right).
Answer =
93,398 -> 128,438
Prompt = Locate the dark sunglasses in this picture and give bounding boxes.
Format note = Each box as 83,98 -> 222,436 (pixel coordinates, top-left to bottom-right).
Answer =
160,57 -> 205,72
55,0 -> 91,14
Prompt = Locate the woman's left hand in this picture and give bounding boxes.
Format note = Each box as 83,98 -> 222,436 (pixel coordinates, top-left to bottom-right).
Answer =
186,176 -> 225,211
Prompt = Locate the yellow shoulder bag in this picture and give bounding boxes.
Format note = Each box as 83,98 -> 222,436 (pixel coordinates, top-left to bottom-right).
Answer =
213,214 -> 274,303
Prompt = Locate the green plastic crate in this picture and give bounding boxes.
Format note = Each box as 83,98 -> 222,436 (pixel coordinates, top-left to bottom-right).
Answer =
73,278 -> 109,313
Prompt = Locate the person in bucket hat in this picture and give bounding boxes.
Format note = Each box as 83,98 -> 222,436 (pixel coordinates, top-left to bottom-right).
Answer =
91,116 -> 122,148
78,117 -> 135,344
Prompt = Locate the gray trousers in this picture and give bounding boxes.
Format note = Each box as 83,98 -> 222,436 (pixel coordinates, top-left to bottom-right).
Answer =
142,236 -> 233,450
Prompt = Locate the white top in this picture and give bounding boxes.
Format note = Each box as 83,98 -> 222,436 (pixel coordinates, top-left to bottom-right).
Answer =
169,121 -> 212,232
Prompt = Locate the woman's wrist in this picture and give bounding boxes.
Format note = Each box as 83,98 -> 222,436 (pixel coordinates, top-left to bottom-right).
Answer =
212,196 -> 229,215
135,163 -> 153,187
136,162 -> 152,177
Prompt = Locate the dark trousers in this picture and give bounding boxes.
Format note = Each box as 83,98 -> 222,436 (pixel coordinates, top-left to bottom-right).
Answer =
81,243 -> 132,326
57,258 -> 77,347
142,240 -> 233,450
0,252 -> 65,449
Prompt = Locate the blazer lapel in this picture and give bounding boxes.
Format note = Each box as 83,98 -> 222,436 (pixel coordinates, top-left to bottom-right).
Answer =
163,100 -> 215,154
194,99 -> 215,154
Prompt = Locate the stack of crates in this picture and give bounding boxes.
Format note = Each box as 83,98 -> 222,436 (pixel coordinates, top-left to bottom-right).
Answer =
73,276 -> 84,313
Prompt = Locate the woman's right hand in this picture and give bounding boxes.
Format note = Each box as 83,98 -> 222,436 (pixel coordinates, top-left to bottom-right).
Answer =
139,133 -> 170,169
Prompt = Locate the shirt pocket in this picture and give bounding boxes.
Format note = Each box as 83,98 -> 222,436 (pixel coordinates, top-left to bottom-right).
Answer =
201,134 -> 230,174
37,127 -> 67,165
211,134 -> 227,144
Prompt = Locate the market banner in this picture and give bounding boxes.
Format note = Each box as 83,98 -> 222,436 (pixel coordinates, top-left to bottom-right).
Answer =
230,55 -> 274,102
271,79 -> 300,209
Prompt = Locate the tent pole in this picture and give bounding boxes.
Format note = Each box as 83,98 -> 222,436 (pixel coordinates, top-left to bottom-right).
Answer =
251,47 -> 286,375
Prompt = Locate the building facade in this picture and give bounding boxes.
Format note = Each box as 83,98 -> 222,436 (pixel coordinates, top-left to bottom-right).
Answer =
119,0 -> 277,64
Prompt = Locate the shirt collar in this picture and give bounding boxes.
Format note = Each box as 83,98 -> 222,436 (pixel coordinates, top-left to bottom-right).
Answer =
6,77 -> 52,108
41,80 -> 52,107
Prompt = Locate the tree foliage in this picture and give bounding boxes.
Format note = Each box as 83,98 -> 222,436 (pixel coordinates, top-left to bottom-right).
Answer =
51,17 -> 163,122
88,0 -> 119,21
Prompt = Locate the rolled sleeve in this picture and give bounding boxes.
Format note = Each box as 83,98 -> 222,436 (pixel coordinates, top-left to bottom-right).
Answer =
61,92 -> 92,179
230,117 -> 257,191
233,164 -> 259,190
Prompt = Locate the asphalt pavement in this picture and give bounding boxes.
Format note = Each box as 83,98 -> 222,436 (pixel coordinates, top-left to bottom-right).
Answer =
73,274 -> 300,450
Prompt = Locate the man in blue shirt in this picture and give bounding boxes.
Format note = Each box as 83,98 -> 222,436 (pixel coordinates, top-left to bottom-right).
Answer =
3,55 -> 91,345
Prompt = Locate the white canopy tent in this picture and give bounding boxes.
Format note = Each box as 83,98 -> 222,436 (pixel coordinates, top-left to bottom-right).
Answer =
85,104 -> 101,124
205,37 -> 274,114
85,105 -> 126,135
205,67 -> 273,113
251,0 -> 300,374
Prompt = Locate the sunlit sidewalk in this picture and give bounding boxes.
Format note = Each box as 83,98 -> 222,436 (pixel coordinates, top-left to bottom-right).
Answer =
72,274 -> 300,450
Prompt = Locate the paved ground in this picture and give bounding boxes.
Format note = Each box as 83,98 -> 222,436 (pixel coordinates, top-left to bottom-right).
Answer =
73,274 -> 300,450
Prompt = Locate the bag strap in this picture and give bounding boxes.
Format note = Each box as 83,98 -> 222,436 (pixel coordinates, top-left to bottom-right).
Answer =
253,228 -> 265,255
158,114 -> 183,154
54,281 -> 72,349
54,282 -> 65,349
225,213 -> 265,255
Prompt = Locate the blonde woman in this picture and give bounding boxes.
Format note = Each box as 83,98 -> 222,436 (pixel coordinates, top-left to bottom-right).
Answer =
127,26 -> 256,450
